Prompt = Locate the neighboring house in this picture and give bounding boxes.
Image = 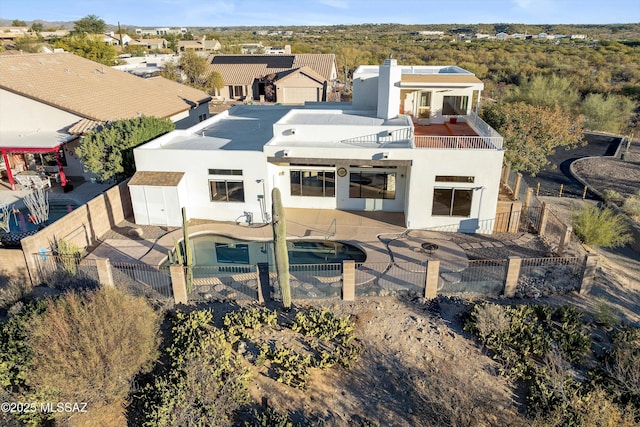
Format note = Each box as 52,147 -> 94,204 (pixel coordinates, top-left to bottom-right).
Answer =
0,52 -> 211,190
103,32 -> 133,46
129,38 -> 168,51
0,27 -> 30,42
178,36 -> 221,52
130,59 -> 504,234
136,28 -> 187,36
206,54 -> 337,104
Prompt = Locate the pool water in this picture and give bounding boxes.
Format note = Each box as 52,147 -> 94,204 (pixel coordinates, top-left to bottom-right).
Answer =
2,199 -> 79,234
185,234 -> 366,266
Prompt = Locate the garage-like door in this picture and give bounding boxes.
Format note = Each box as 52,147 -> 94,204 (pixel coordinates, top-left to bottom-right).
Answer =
281,87 -> 319,105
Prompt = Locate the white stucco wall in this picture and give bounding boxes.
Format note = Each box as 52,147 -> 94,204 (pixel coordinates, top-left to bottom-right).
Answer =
134,147 -> 269,224
404,149 -> 504,232
0,89 -> 82,132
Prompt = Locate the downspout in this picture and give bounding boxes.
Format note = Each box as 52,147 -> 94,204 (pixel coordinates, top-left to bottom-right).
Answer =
2,151 -> 16,191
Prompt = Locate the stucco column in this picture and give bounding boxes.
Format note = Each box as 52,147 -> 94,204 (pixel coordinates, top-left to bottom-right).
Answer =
170,264 -> 188,304
503,256 -> 522,298
424,259 -> 440,299
580,254 -> 599,295
95,258 -> 114,287
342,260 -> 355,301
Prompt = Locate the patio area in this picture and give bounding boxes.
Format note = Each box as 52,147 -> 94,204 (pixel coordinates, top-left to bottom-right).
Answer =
0,177 -> 112,209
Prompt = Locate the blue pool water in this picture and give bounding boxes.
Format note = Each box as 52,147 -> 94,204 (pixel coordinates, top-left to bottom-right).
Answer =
2,199 -> 79,234
181,234 -> 366,266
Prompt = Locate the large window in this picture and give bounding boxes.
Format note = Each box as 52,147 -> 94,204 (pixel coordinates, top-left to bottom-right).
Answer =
209,180 -> 245,202
418,91 -> 431,118
432,188 -> 473,216
442,96 -> 469,115
349,171 -> 396,199
290,170 -> 335,197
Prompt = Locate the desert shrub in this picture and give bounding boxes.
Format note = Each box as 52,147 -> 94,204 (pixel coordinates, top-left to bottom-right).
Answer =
466,303 -> 591,418
25,287 -> 160,424
263,344 -> 313,389
466,302 -> 511,341
0,300 -> 47,391
0,275 -> 31,310
604,326 -> 640,409
622,191 -> 640,219
602,189 -> 624,205
595,298 -> 623,328
245,406 -> 294,427
530,387 -> 638,427
292,308 -> 355,342
52,238 -> 85,276
136,310 -> 251,427
572,205 -> 632,248
224,307 -> 278,339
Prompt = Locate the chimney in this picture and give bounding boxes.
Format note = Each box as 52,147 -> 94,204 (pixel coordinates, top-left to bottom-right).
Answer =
376,59 -> 401,120
284,44 -> 291,54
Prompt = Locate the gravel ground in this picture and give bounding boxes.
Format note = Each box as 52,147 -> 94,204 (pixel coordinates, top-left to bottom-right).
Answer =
572,141 -> 640,198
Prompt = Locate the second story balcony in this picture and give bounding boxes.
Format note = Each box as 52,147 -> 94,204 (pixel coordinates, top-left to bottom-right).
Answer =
412,112 -> 503,150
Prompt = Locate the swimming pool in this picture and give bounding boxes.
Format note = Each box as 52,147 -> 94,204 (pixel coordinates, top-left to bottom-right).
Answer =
1,199 -> 79,234
182,234 -> 366,266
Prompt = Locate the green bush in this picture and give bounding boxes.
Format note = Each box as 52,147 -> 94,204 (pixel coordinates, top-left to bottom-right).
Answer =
136,310 -> 251,427
224,307 -> 278,340
602,189 -> 624,205
572,205 -> 632,248
465,303 -> 591,418
622,191 -> 640,219
245,406 -> 294,427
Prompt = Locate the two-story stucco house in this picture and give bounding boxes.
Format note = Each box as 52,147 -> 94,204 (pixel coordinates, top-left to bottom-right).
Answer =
130,59 -> 504,233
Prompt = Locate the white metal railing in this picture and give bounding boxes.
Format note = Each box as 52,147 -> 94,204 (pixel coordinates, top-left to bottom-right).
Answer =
414,135 -> 503,150
340,127 -> 413,146
467,111 -> 503,140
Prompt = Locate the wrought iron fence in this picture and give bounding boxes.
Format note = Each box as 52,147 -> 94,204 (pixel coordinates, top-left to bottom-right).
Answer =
32,254 -> 99,286
518,256 -> 585,294
190,265 -> 258,301
355,261 -> 425,297
110,261 -> 173,299
439,259 -> 508,296
289,263 -> 342,299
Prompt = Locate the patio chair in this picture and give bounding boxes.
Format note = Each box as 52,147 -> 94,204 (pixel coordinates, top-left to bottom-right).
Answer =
30,175 -> 51,189
14,175 -> 34,189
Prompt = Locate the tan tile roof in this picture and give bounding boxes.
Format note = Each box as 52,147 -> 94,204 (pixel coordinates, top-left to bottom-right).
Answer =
68,118 -> 105,135
275,66 -> 326,85
206,54 -> 336,86
129,171 -> 185,186
0,52 -> 211,121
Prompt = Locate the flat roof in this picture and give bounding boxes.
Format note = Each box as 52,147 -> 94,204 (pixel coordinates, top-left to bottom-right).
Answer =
355,65 -> 474,76
156,105 -> 292,151
0,131 -> 76,152
280,110 -> 408,127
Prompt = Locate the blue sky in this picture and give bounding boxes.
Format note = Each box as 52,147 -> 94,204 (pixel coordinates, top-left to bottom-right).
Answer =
1,0 -> 638,27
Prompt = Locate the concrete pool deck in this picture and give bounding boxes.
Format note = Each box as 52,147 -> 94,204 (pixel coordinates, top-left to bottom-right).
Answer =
87,208 -> 471,273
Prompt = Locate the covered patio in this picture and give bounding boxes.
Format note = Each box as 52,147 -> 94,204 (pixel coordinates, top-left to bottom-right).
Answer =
0,131 -> 74,191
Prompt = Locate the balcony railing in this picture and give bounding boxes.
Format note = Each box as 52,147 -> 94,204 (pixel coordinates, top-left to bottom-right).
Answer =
414,135 -> 503,150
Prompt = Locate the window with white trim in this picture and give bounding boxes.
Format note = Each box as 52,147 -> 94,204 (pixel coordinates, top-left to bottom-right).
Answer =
349,171 -> 396,199
290,170 -> 335,197
209,169 -> 244,202
432,188 -> 473,216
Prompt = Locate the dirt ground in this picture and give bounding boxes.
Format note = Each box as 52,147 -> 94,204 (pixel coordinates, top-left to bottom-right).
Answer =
216,196 -> 640,426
